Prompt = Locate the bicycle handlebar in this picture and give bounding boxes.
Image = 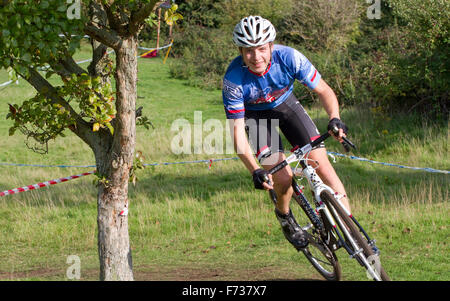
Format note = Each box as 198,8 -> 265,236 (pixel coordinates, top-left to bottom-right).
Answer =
267,129 -> 356,176
330,125 -> 356,152
341,136 -> 356,152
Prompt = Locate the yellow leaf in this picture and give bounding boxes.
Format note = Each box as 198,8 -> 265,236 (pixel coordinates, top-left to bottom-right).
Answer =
93,123 -> 100,132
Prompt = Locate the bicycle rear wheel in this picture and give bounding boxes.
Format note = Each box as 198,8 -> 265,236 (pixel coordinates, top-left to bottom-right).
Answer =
301,228 -> 342,281
291,194 -> 342,281
320,190 -> 390,281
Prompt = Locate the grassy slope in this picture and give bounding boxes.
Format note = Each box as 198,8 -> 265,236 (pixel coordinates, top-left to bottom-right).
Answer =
0,49 -> 448,281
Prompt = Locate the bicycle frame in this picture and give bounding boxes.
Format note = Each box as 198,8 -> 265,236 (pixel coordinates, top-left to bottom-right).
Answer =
290,155 -> 356,255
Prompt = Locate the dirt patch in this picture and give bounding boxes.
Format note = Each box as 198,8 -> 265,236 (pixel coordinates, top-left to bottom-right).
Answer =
0,268 -> 62,280
0,265 -> 323,281
134,265 -> 294,281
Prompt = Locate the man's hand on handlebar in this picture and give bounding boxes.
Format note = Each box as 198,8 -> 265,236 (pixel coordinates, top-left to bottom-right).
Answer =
252,168 -> 274,191
327,118 -> 348,142
327,118 -> 355,152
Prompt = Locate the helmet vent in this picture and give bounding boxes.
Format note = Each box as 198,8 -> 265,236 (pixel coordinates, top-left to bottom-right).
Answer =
232,16 -> 276,47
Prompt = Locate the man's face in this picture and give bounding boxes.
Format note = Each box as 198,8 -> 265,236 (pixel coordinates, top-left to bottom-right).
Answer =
240,43 -> 273,75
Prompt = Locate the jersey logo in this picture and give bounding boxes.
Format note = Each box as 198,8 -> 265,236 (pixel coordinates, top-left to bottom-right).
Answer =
223,78 -> 243,101
248,86 -> 289,104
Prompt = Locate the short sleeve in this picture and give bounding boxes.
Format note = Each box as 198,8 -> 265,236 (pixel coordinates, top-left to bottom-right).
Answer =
222,78 -> 245,119
291,49 -> 321,89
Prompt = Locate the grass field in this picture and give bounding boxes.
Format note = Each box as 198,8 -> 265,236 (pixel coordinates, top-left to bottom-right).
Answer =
0,44 -> 448,281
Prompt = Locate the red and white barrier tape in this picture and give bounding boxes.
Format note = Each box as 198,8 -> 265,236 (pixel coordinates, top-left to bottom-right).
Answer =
0,170 -> 95,197
119,204 -> 128,217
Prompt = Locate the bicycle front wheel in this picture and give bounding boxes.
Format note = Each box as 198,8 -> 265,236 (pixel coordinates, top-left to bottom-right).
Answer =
320,190 -> 390,281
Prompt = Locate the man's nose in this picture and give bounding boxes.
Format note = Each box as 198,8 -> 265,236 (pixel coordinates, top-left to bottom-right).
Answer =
252,50 -> 261,61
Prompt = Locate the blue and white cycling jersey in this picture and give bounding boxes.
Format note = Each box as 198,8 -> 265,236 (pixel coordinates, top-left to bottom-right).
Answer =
222,44 -> 321,119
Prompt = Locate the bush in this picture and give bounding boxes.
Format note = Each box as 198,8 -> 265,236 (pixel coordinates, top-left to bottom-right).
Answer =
278,0 -> 363,52
356,0 -> 450,117
169,25 -> 238,90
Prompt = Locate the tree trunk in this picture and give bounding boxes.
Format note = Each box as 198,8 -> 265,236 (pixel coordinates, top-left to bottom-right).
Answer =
96,36 -> 138,281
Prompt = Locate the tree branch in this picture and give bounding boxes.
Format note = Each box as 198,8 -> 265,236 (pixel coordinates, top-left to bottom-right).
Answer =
46,54 -> 88,81
87,0 -> 113,77
101,1 -> 124,31
60,55 -> 88,75
129,1 -> 165,35
87,41 -> 110,76
84,23 -> 122,50
24,68 -> 101,149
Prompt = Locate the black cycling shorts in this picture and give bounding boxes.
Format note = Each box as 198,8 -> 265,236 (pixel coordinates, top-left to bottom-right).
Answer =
245,93 -> 323,163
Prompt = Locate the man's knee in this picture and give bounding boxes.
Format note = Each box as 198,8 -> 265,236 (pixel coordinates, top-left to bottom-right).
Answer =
261,151 -> 292,191
310,148 -> 333,171
260,151 -> 284,166
273,169 -> 293,192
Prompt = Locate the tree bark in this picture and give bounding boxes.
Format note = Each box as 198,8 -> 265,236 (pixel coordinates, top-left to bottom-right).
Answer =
96,36 -> 138,281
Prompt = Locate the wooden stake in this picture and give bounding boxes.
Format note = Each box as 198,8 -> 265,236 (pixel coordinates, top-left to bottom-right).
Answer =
156,8 -> 161,51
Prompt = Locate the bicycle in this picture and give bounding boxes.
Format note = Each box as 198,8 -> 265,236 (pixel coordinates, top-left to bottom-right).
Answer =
264,128 -> 390,281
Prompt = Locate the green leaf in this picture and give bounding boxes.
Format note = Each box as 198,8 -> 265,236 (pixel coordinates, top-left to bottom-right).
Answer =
57,5 -> 67,12
21,53 -> 32,63
40,1 -> 49,9
106,123 -> 114,135
8,127 -> 16,136
93,123 -> 100,132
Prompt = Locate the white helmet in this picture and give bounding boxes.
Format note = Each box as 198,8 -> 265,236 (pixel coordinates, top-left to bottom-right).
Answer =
232,16 -> 276,47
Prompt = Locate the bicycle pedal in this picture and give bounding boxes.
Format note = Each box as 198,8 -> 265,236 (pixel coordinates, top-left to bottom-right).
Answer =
294,244 -> 309,252
331,243 -> 340,251
302,224 -> 313,231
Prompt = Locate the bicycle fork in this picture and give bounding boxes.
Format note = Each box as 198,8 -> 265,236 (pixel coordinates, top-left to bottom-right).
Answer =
291,180 -> 324,233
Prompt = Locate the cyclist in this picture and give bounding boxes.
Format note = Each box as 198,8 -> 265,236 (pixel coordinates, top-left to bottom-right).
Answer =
223,16 -> 351,250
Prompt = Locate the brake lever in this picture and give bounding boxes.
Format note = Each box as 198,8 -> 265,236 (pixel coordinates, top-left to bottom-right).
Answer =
342,140 -> 351,152
332,126 -> 356,152
342,136 -> 356,151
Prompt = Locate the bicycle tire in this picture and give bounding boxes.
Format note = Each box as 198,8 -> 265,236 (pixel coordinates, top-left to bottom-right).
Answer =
301,230 -> 342,281
291,193 -> 342,281
320,190 -> 390,281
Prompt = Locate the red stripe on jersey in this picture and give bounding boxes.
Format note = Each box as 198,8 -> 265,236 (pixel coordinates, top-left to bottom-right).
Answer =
311,69 -> 317,82
227,108 -> 245,114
